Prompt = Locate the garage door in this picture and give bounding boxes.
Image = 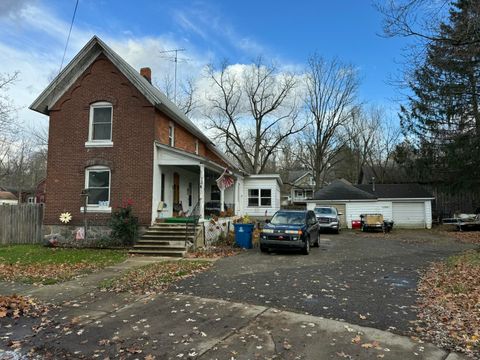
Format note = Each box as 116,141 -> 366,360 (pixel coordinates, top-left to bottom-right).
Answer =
392,202 -> 425,228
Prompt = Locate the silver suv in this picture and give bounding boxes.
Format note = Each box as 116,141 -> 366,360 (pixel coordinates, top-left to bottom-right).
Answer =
314,206 -> 341,233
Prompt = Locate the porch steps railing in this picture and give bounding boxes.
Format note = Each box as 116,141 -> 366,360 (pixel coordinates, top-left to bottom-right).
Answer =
129,223 -> 197,257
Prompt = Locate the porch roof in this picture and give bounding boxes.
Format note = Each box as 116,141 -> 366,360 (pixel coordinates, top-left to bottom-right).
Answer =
155,142 -> 243,177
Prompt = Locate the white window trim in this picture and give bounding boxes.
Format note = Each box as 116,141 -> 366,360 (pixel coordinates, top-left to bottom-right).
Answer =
168,122 -> 175,147
247,188 -> 272,208
82,165 -> 111,212
195,139 -> 199,155
85,101 -> 113,147
294,189 -> 304,199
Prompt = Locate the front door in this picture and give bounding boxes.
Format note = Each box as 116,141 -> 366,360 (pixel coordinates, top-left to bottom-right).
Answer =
173,172 -> 180,216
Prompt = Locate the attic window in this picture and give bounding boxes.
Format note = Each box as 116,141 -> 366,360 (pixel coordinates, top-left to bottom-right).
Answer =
86,102 -> 113,147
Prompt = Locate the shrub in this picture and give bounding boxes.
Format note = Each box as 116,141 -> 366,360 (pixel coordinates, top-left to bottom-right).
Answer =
110,199 -> 138,246
94,236 -> 122,248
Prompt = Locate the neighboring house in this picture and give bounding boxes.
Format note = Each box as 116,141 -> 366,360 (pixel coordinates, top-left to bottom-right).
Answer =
0,179 -> 46,205
34,178 -> 46,204
306,179 -> 434,229
283,170 -> 315,205
29,36 -> 281,239
0,190 -> 18,205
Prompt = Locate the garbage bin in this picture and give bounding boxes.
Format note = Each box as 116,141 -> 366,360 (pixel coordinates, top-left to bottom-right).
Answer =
234,223 -> 254,249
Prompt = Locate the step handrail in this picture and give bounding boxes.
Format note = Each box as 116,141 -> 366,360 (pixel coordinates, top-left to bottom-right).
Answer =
185,200 -> 201,250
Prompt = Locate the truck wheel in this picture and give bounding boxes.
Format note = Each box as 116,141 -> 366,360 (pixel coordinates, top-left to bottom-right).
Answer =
302,238 -> 310,255
314,233 -> 320,247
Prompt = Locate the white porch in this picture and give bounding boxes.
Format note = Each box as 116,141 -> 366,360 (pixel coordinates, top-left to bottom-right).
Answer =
151,143 -> 244,223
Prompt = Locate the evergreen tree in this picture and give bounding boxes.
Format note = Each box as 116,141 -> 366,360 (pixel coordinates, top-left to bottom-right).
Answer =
400,0 -> 480,190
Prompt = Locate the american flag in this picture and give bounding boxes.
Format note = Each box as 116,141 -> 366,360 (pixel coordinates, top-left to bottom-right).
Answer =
216,169 -> 235,190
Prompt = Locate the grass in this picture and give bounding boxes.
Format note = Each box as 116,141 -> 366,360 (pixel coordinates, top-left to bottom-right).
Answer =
446,249 -> 480,267
0,244 -> 127,265
0,245 -> 127,284
100,260 -> 212,294
416,249 -> 480,356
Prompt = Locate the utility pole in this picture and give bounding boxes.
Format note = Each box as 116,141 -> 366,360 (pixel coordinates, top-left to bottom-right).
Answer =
159,48 -> 186,103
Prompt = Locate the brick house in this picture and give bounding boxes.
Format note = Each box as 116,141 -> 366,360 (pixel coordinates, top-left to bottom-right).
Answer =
30,36 -> 282,242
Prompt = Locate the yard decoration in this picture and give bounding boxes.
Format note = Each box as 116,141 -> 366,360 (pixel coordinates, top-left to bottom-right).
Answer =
59,212 -> 72,224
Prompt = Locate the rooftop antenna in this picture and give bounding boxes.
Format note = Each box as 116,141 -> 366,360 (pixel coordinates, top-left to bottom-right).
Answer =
158,48 -> 187,103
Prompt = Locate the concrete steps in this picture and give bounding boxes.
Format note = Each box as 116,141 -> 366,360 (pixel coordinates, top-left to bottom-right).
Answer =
129,222 -> 197,257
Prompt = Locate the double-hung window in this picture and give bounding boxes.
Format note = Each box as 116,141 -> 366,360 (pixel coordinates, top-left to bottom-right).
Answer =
248,189 -> 272,207
86,102 -> 113,147
84,166 -> 111,211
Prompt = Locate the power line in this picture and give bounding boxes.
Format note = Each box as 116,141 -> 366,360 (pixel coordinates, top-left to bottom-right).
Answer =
59,0 -> 79,73
159,48 -> 187,103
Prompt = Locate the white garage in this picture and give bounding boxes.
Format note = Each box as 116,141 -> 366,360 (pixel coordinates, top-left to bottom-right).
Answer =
307,179 -> 434,229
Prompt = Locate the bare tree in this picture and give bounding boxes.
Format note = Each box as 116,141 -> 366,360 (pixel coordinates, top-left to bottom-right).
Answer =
376,0 -> 479,46
156,74 -> 198,116
297,55 -> 359,190
0,71 -> 20,181
367,120 -> 402,183
343,106 -> 381,183
206,58 -> 303,174
343,106 -> 401,183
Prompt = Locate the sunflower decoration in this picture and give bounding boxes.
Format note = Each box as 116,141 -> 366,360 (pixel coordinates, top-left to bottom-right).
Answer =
59,212 -> 72,224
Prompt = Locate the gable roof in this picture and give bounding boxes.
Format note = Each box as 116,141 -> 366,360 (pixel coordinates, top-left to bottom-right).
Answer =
286,170 -> 311,184
355,184 -> 433,199
29,35 -> 236,170
313,179 -> 377,200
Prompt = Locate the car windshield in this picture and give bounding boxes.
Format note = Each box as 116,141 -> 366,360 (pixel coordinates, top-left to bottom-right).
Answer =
270,212 -> 305,225
314,208 -> 335,215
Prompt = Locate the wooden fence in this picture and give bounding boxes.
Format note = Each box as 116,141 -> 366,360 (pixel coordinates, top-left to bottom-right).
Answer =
0,204 -> 44,245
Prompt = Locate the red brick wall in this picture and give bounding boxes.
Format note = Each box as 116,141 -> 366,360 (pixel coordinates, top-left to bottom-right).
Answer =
45,55 -> 155,226
154,112 -> 228,167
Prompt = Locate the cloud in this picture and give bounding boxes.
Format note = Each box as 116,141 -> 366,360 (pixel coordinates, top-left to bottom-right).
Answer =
0,0 -> 298,138
0,0 -> 37,18
0,2 -> 215,132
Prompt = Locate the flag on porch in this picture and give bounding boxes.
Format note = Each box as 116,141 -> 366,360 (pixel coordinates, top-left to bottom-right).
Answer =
216,169 -> 235,190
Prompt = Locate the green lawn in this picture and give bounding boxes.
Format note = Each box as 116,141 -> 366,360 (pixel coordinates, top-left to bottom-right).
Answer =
0,245 -> 126,265
0,245 -> 127,284
446,249 -> 480,267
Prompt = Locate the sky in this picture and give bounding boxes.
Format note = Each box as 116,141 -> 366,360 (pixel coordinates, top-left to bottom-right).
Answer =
0,0 -> 410,132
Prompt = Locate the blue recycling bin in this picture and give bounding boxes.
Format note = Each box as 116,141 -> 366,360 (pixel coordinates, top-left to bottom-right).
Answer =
234,223 -> 254,249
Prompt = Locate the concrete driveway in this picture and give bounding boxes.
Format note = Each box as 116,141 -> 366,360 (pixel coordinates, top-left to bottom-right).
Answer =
0,232 -> 472,359
171,229 -> 473,335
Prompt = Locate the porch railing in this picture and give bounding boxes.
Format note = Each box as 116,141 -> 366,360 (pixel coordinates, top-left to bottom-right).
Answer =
185,200 -> 201,250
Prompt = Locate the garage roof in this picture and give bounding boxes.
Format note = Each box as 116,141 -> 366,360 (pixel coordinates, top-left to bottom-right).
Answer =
313,179 -> 377,200
312,179 -> 434,201
355,184 -> 433,199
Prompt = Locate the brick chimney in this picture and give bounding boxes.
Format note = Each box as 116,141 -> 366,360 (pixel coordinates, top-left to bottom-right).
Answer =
140,67 -> 152,83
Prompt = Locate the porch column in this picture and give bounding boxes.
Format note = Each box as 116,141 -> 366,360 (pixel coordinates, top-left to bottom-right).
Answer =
220,187 -> 225,212
199,163 -> 205,219
234,179 -> 239,215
